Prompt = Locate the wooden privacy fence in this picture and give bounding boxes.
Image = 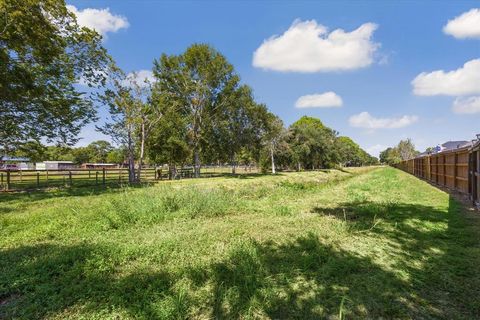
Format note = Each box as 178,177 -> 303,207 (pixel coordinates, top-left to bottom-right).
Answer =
395,141 -> 480,208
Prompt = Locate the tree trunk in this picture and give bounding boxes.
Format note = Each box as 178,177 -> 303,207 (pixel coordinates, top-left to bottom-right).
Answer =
231,154 -> 236,174
194,148 -> 200,178
270,143 -> 276,174
169,164 -> 176,180
127,129 -> 135,183
137,122 -> 145,182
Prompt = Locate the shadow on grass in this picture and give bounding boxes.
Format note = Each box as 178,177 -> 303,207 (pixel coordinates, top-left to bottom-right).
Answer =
0,244 -> 187,319
1,197 -> 479,318
0,183 -> 151,206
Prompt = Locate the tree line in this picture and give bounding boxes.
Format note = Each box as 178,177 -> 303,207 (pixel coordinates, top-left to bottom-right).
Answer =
1,1 -> 377,182
379,139 -> 419,165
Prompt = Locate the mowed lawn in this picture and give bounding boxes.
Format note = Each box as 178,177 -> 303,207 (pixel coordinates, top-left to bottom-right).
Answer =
1,167 -> 479,319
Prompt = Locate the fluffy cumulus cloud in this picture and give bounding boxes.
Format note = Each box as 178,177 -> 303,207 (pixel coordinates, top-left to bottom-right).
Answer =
252,19 -> 379,72
67,5 -> 129,37
452,96 -> 480,114
443,8 -> 480,39
123,70 -> 156,87
295,92 -> 343,108
411,59 -> 480,96
349,112 -> 418,129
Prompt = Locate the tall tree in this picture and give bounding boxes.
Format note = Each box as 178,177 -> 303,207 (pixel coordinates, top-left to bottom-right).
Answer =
153,44 -> 240,177
101,68 -> 161,182
100,68 -> 140,182
87,140 -> 114,163
263,113 -> 285,174
0,0 -> 109,152
288,116 -> 339,170
397,139 -> 419,160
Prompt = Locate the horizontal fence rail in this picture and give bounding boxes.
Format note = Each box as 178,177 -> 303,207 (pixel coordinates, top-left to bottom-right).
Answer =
0,165 -> 259,191
395,144 -> 480,208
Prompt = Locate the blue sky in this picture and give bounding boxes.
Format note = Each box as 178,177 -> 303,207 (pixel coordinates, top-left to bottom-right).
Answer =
69,0 -> 480,156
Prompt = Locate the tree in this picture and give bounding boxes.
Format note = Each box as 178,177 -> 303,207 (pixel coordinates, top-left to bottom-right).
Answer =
336,136 -> 377,167
336,136 -> 362,167
397,139 -> 419,160
13,141 -> 46,163
153,44 -> 240,177
71,147 -> 91,164
0,0 -> 109,152
380,139 -> 418,166
44,145 -> 74,161
146,108 -> 191,178
263,113 -> 285,174
99,67 -> 142,183
288,116 -> 339,170
106,147 -> 127,164
87,140 -> 113,163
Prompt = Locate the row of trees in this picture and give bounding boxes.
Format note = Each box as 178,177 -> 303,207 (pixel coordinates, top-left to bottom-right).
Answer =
379,139 -> 419,165
2,1 -> 378,183
99,45 -> 378,180
12,140 -> 125,164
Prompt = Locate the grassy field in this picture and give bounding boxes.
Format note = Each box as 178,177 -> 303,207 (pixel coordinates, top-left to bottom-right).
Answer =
1,167 -> 479,319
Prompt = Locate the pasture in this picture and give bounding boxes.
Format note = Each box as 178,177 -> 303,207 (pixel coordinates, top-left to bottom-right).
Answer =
1,167 -> 479,319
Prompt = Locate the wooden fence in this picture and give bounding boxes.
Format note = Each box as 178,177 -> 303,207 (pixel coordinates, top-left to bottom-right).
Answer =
395,141 -> 480,208
0,165 -> 259,191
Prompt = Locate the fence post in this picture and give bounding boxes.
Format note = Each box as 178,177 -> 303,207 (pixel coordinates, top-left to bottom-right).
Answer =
69,171 -> 72,186
1,172 -> 3,187
443,155 -> 447,187
102,168 -> 106,185
453,152 -> 458,190
426,156 -> 431,181
6,171 -> 10,191
46,170 -> 49,186
95,171 -> 99,185
37,172 -> 40,188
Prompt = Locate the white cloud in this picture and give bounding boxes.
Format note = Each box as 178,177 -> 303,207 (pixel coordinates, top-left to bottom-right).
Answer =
295,92 -> 343,108
452,96 -> 480,114
349,112 -> 418,129
252,19 -> 379,72
443,8 -> 480,39
411,59 -> 480,96
123,70 -> 156,88
67,5 -> 129,37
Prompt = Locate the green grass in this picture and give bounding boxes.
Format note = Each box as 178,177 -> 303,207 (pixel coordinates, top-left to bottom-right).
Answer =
1,167 -> 479,319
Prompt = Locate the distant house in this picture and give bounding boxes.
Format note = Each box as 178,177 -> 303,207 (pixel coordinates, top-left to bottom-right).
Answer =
0,156 -> 33,170
439,141 -> 471,152
81,163 -> 118,169
35,161 -> 75,170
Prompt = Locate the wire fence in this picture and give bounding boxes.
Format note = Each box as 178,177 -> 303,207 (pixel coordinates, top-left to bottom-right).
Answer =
0,165 -> 259,191
395,141 -> 480,208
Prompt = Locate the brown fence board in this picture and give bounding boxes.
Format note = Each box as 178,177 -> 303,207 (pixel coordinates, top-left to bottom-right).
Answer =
395,146 -> 478,207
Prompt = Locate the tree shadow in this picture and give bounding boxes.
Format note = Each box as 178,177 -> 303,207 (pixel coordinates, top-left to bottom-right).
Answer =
0,183 -> 150,206
0,244 -> 187,319
311,197 -> 480,318
199,233 -> 414,319
1,198 -> 479,318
